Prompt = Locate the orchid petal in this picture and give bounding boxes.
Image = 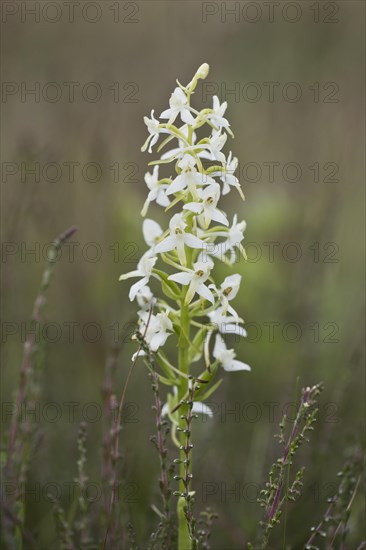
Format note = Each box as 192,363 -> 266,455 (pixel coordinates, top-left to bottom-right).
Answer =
196,283 -> 215,304
129,276 -> 149,301
154,236 -> 177,253
223,360 -> 251,372
184,233 -> 205,249
168,272 -> 192,285
183,202 -> 202,214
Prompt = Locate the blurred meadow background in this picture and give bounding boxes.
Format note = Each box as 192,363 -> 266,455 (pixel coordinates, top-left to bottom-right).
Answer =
1,1 -> 365,548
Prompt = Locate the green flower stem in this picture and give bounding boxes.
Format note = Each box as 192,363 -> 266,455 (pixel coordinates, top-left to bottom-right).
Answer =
176,118 -> 196,550
177,295 -> 191,550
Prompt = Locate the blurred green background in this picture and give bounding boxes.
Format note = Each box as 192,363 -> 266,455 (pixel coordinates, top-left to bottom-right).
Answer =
1,1 -> 365,548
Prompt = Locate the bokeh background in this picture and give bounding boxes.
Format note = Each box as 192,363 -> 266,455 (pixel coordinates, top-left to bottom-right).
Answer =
2,1 -> 365,548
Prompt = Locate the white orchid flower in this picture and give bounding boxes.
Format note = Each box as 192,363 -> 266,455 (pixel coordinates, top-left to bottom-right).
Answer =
154,213 -> 204,266
212,151 -> 243,198
166,154 -> 215,196
220,274 -> 242,301
208,273 -> 243,316
213,334 -> 251,372
184,182 -> 228,229
223,215 -> 247,263
135,285 -> 156,311
119,254 -> 158,301
141,109 -> 166,153
206,215 -> 246,263
207,96 -> 232,134
168,259 -> 215,305
160,86 -> 195,126
160,125 -> 198,161
198,129 -> 227,163
138,310 -> 173,352
128,65 -> 251,438
141,166 -> 170,216
142,219 -> 163,251
208,306 -> 246,338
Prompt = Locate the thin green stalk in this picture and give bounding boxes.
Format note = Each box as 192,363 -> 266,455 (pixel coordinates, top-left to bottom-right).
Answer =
177,298 -> 191,550
176,120 -> 195,550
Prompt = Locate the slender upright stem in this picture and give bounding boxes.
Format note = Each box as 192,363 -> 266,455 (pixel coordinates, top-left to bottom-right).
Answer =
103,308 -> 153,550
177,299 -> 191,550
6,226 -> 77,471
266,389 -> 309,524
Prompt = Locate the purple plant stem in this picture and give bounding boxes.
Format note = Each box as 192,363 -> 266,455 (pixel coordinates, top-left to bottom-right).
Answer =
267,388 -> 310,523
305,496 -> 337,548
5,226 -> 77,471
101,344 -> 121,521
151,368 -> 170,512
3,227 -> 76,546
103,307 -> 153,550
182,379 -> 196,542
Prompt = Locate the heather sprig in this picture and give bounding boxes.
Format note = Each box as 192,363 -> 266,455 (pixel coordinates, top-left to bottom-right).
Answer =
136,327 -> 177,548
256,383 -> 324,550
1,226 -> 77,549
305,451 -> 363,550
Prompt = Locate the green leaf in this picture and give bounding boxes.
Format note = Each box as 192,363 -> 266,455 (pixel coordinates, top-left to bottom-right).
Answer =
188,326 -> 205,363
177,496 -> 191,550
154,269 -> 181,300
157,373 -> 177,386
155,352 -> 179,382
161,279 -> 181,301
